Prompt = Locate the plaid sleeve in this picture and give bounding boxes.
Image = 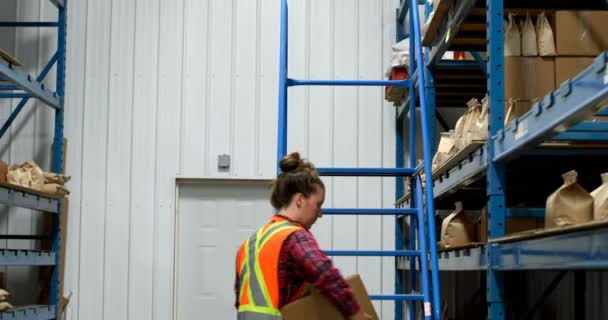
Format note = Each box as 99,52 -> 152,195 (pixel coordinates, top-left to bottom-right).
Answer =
234,271 -> 240,309
286,230 -> 361,317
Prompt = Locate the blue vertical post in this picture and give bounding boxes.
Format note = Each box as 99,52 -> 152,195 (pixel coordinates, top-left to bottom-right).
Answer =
407,6 -> 418,320
424,1 -> 436,155
409,1 -> 441,319
395,5 -> 407,319
414,178 -> 432,320
395,109 -> 406,320
486,0 -> 506,319
423,69 -> 436,155
51,2 -> 67,318
277,0 -> 289,174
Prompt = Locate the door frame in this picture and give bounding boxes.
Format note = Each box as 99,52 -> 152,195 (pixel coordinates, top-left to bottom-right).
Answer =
172,177 -> 273,320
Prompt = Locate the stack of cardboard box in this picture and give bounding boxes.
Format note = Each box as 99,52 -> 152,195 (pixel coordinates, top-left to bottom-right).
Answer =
505,11 -> 608,122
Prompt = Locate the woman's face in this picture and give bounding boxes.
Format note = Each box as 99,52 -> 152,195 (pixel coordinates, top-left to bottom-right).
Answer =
296,187 -> 325,229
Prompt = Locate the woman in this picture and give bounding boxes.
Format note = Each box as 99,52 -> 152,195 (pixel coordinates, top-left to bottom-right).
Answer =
234,152 -> 372,320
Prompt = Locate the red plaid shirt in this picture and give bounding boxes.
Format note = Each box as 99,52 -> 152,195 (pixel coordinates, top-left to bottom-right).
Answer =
234,215 -> 360,317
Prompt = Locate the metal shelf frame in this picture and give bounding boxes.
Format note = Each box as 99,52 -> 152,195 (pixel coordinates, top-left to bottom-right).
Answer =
399,0 -> 608,319
0,1 -> 67,319
0,306 -> 56,320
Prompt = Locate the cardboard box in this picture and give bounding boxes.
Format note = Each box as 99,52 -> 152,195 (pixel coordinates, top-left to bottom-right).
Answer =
281,274 -> 379,320
555,57 -> 595,87
477,206 -> 542,242
505,99 -> 539,126
555,11 -> 608,56
505,57 -> 555,101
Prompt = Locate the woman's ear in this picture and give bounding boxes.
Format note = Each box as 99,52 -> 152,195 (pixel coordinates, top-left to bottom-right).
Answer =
295,193 -> 303,209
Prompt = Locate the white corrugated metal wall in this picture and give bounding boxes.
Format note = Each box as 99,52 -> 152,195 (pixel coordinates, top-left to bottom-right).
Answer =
0,0 -> 401,319
4,1 -> 607,320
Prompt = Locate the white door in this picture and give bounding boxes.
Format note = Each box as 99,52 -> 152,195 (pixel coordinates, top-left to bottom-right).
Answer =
174,179 -> 274,320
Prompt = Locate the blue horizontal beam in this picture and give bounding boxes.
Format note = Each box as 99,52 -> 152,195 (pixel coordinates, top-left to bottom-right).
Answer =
0,58 -> 62,109
598,109 -> 608,116
436,60 -> 482,68
0,305 -> 56,320
325,250 -> 419,257
400,246 -> 488,271
491,227 -> 608,270
0,93 -> 29,99
0,249 -> 55,266
287,78 -> 410,87
433,144 -> 487,198
0,85 -> 19,90
568,121 -> 608,132
0,183 -> 60,213
318,167 -> 416,176
506,208 -> 545,218
493,52 -> 608,162
369,294 -> 424,301
553,132 -> 608,141
322,208 -> 417,215
0,22 -> 59,27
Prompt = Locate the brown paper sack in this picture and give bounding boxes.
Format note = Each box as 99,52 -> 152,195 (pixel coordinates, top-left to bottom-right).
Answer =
591,172 -> 608,221
44,172 -> 71,185
536,12 -> 556,56
521,13 -> 538,56
470,94 -> 489,141
40,183 -> 70,196
546,170 -> 593,228
432,131 -> 456,171
505,13 -> 522,56
440,202 -> 475,248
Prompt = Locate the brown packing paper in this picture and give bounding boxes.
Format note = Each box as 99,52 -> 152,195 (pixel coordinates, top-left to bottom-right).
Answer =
591,173 -> 608,221
440,202 -> 475,249
470,95 -> 488,141
43,172 -> 71,185
39,183 -> 70,196
546,170 -> 593,228
281,274 -> 379,320
432,131 -> 456,171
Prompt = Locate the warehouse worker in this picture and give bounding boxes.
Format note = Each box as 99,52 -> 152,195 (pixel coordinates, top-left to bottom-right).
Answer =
234,152 -> 372,320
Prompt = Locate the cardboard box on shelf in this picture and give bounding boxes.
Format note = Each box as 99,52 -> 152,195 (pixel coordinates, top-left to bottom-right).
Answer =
477,206 -> 542,242
554,11 -> 608,56
281,274 -> 379,320
505,99 -> 539,126
555,57 -> 595,87
505,57 -> 555,101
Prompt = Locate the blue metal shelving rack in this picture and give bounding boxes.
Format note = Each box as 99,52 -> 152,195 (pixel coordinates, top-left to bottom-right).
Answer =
0,1 -> 67,319
277,0 -> 442,319
397,0 -> 608,319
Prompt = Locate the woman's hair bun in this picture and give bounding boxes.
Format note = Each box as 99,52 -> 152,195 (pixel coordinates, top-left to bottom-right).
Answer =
279,152 -> 315,173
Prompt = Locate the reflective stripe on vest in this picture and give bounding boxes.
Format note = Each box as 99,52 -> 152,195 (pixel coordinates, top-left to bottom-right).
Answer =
237,219 -> 304,318
237,311 -> 282,320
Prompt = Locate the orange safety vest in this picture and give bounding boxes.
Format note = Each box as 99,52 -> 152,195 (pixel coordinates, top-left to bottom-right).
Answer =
236,216 -> 310,319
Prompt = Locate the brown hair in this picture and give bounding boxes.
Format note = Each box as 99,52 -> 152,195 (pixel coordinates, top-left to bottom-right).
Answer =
270,152 -> 325,209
